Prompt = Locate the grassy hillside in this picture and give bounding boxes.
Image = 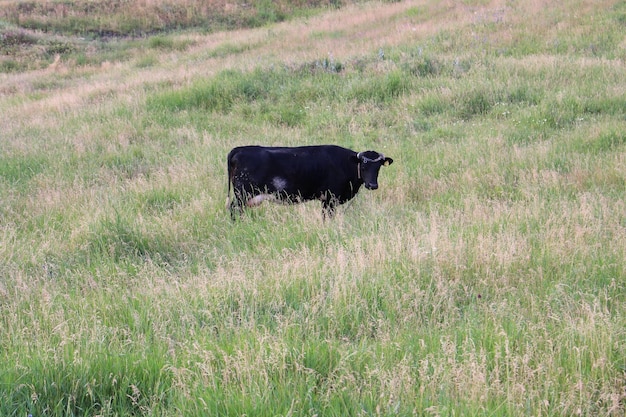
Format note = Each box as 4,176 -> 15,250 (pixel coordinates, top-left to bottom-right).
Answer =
0,0 -> 343,73
1,0 -> 625,415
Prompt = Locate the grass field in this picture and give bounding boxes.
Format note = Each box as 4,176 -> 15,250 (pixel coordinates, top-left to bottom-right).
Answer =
1,0 -> 626,415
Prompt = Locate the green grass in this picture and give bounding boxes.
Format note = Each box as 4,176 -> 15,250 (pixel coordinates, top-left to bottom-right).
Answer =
1,0 -> 626,415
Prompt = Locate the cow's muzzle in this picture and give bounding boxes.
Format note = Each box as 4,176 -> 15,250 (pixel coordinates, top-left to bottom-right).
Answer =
365,182 -> 378,190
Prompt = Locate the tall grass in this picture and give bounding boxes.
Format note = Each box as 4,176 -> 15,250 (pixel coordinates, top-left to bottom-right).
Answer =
0,0 -> 345,73
0,0 -> 340,37
1,0 -> 626,415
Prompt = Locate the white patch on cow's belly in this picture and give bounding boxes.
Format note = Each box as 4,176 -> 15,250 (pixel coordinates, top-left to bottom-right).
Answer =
272,176 -> 288,191
247,194 -> 274,207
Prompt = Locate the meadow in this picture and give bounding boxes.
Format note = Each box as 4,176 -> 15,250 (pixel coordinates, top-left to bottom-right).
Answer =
1,0 -> 625,415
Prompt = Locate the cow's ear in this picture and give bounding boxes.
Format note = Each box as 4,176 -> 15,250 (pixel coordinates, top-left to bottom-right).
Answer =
352,154 -> 361,163
384,157 -> 393,166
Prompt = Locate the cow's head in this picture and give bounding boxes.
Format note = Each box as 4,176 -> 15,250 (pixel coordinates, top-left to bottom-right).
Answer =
356,151 -> 393,190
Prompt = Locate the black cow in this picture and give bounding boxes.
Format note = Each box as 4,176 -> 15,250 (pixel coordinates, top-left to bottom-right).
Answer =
227,145 -> 393,219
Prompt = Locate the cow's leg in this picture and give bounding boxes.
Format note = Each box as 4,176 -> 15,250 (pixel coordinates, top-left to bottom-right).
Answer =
321,200 -> 336,220
229,188 -> 246,220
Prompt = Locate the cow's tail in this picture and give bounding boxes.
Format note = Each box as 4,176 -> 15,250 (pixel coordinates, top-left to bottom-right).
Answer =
226,150 -> 234,209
